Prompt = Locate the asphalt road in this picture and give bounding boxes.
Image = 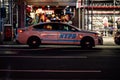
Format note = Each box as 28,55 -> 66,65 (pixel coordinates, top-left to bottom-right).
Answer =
0,45 -> 120,80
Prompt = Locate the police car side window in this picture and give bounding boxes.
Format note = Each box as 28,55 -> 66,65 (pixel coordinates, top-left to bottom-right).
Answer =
33,24 -> 44,30
56,24 -> 67,31
43,24 -> 53,30
63,24 -> 72,31
58,25 -> 64,31
68,25 -> 78,32
51,24 -> 58,30
57,24 -> 71,31
63,26 -> 69,31
69,27 -> 76,32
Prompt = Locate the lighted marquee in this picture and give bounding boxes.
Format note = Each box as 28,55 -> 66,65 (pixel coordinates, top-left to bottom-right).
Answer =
36,8 -> 54,14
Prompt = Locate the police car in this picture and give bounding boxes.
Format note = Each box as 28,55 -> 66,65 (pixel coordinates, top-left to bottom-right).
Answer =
16,22 -> 101,48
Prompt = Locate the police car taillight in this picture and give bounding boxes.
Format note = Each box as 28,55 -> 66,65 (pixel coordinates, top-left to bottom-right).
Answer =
18,29 -> 25,33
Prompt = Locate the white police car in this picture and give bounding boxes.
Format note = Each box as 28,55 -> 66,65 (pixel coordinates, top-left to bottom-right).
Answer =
16,22 -> 101,48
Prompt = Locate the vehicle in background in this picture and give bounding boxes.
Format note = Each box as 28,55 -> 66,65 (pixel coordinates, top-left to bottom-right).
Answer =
95,31 -> 103,45
114,30 -> 120,45
16,22 -> 101,48
98,35 -> 103,45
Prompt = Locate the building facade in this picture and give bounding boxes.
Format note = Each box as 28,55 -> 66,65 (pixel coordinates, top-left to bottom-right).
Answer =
79,0 -> 120,35
0,0 -> 120,37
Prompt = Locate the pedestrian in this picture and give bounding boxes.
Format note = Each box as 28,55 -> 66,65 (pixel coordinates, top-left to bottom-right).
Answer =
109,25 -> 114,36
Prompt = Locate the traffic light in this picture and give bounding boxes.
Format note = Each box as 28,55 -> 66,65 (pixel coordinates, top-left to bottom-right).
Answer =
0,7 -> 6,18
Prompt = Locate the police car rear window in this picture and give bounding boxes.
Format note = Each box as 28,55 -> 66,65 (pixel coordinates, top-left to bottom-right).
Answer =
33,24 -> 44,29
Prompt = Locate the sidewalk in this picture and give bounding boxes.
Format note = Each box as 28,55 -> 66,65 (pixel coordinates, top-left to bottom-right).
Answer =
102,36 -> 116,46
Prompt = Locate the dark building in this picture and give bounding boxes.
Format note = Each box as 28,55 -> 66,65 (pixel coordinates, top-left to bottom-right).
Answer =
0,0 -> 120,35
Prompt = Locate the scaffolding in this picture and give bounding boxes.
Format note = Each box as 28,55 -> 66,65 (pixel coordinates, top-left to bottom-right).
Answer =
80,0 -> 120,32
0,0 -> 18,42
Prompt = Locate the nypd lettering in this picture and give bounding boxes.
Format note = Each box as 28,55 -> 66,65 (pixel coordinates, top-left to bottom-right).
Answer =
60,34 -> 76,39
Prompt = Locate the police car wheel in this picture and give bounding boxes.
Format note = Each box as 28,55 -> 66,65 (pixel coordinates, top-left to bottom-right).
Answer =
27,36 -> 41,48
81,38 -> 94,49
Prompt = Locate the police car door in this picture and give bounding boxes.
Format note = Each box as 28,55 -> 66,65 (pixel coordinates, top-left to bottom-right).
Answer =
41,23 -> 58,44
58,24 -> 78,44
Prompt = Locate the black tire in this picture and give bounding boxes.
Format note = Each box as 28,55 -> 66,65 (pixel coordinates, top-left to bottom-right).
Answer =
114,37 -> 120,45
27,36 -> 41,48
81,37 -> 94,49
98,37 -> 103,45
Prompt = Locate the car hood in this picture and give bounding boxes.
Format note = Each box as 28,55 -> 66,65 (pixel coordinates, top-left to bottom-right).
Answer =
80,30 -> 98,34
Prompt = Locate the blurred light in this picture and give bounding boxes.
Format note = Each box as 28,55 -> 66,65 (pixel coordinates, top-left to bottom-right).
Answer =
79,34 -> 83,39
30,12 -> 35,18
36,8 -> 43,13
47,5 -> 50,8
5,51 -> 16,54
67,6 -> 69,8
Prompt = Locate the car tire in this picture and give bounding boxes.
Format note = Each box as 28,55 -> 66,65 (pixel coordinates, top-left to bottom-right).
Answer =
81,37 -> 94,49
114,37 -> 120,45
98,37 -> 103,45
27,36 -> 41,48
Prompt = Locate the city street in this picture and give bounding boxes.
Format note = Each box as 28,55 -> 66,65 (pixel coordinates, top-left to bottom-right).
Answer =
1,0 -> 120,80
0,37 -> 120,80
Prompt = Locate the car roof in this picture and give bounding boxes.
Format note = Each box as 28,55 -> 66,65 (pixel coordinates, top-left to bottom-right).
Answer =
27,22 -> 97,34
30,22 -> 75,28
35,22 -> 69,26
